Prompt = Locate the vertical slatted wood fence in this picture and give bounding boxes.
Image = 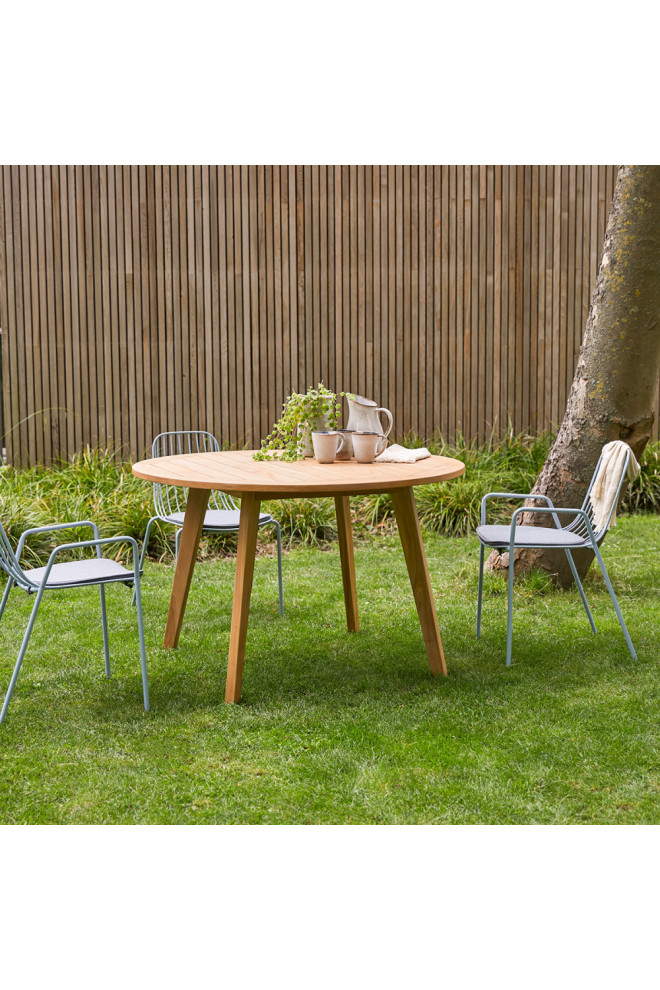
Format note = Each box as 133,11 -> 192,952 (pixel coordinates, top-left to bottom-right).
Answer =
1,165 -> 657,467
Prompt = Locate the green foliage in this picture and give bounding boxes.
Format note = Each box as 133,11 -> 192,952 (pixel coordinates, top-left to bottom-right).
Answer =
264,497 -> 336,546
621,441 -> 660,514
392,426 -> 553,536
0,446 -> 177,565
350,492 -> 394,531
1,430 -> 658,569
416,478 -> 484,537
253,383 -> 341,461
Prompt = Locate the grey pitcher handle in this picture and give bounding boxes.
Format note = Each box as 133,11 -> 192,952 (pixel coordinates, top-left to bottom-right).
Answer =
376,407 -> 393,437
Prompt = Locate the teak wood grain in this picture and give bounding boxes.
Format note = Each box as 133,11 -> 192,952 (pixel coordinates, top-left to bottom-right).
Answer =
133,450 -> 466,495
133,452 -> 465,703
334,495 -> 359,632
163,486 -> 209,649
390,487 -> 447,676
225,492 -> 261,703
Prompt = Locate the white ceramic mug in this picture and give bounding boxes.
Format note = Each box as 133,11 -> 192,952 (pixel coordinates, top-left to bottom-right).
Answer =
352,431 -> 388,463
335,429 -> 354,460
312,430 -> 346,463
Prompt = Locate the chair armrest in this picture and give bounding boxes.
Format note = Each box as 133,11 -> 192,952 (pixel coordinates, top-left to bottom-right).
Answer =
35,536 -> 141,590
17,520 -> 100,562
480,492 -> 555,525
509,505 -> 597,549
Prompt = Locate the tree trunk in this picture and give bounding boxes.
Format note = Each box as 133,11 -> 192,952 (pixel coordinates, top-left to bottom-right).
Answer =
488,165 -> 660,587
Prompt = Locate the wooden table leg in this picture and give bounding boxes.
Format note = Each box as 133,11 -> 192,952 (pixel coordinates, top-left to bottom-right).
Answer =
163,487 -> 210,649
335,495 -> 359,632
225,492 -> 261,703
390,486 -> 447,676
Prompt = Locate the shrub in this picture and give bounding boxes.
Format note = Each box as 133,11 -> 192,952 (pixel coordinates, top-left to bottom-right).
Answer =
1,431 -> 658,567
621,441 -> 660,514
264,497 -> 336,546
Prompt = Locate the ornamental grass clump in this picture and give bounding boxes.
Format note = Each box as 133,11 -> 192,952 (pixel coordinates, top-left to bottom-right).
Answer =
621,441 -> 660,514
2,429 -> 658,567
253,384 -> 340,461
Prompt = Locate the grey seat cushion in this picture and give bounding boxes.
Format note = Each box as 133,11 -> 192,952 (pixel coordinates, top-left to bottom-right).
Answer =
163,509 -> 273,529
476,524 -> 587,548
26,558 -> 133,588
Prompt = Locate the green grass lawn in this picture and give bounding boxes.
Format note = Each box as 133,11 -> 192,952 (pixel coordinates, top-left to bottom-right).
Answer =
0,514 -> 658,824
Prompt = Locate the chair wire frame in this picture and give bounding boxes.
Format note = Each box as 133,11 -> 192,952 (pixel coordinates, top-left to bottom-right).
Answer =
152,431 -> 238,519
0,519 -> 150,725
137,430 -> 284,615
476,448 -> 637,666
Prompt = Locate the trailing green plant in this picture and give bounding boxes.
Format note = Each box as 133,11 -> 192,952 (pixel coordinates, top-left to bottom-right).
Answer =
253,384 -> 341,461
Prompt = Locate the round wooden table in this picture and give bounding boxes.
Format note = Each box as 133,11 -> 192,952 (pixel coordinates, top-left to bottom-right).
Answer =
132,450 -> 465,703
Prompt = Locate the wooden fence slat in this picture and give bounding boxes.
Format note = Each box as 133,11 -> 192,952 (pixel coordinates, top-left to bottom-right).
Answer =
121,166 -> 136,456
277,166 -> 290,409
163,165 -> 176,436
248,164 -> 260,445
216,167 -> 229,438
265,165 -> 277,436
26,167 -> 43,464
5,167 -> 22,461
202,165 -> 214,435
447,166 -> 456,439
19,166 -> 35,460
3,164 -> 656,465
224,167 -> 236,443
139,165 -> 152,447
310,164 -> 321,388
0,170 -> 9,452
98,165 -> 112,446
107,165 -> 121,450
326,166 -> 336,400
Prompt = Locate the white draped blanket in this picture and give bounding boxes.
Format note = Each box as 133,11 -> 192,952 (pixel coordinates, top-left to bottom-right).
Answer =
590,440 -> 640,532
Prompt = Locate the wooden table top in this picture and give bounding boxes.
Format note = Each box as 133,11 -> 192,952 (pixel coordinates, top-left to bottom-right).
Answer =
132,450 -> 465,496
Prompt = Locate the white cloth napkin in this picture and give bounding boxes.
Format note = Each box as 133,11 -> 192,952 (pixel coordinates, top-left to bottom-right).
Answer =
590,440 -> 640,532
375,443 -> 431,463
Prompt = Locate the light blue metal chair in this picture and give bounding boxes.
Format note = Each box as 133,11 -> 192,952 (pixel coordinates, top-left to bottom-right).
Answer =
0,520 -> 150,724
476,447 -> 637,666
137,431 -> 284,615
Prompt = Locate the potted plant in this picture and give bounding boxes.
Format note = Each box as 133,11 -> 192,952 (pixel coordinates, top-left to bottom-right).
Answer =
254,383 -> 341,461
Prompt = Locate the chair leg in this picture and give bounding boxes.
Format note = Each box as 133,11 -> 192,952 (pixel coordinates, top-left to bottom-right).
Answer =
476,543 -> 485,638
0,585 -> 46,724
273,521 -> 284,616
175,527 -> 182,563
132,575 -> 150,712
592,544 -> 637,660
564,549 -> 597,634
132,517 -> 157,606
0,578 -> 14,624
506,551 -> 515,667
100,586 -> 111,677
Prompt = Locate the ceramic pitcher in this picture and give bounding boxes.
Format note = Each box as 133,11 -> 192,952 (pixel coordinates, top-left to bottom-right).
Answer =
344,394 -> 393,454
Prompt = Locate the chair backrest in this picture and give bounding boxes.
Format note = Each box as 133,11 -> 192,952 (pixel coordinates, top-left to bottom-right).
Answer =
150,431 -> 238,518
0,523 -> 31,590
565,445 -> 632,544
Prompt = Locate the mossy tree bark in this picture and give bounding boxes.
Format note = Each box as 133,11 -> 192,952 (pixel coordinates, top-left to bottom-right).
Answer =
488,165 -> 660,587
